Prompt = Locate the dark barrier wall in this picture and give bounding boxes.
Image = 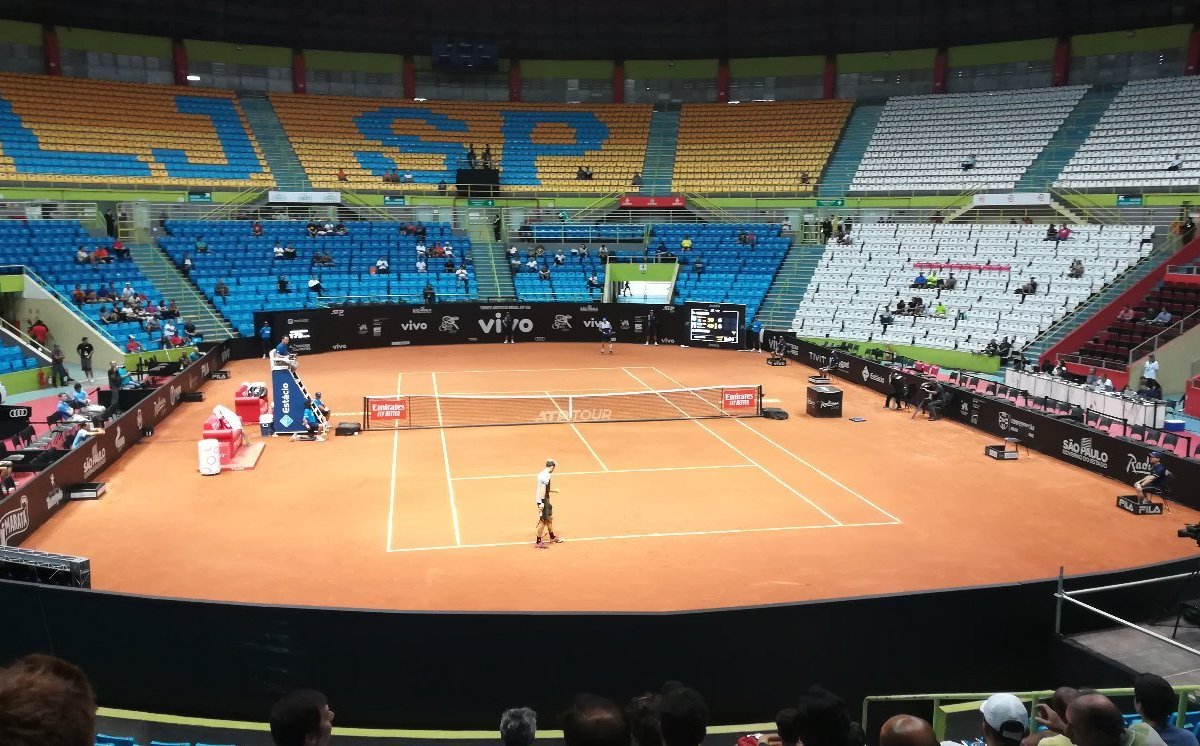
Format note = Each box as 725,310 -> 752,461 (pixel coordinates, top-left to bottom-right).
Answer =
0,557 -> 1193,730
254,301 -> 745,354
0,344 -> 232,548
764,331 -> 1200,510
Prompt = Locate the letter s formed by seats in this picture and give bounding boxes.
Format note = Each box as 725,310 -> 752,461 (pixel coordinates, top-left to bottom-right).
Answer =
353,107 -> 469,181
500,111 -> 609,186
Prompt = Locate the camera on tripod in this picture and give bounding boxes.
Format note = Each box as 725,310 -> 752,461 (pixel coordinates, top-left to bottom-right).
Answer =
1178,524 -> 1200,542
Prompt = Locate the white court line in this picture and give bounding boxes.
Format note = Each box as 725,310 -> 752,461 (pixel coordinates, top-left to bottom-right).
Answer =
620,367 -> 843,526
546,391 -> 609,471
431,372 -> 463,546
432,366 -> 649,375
386,520 -> 897,553
385,371 -> 402,552
452,464 -> 754,481
651,367 -> 902,525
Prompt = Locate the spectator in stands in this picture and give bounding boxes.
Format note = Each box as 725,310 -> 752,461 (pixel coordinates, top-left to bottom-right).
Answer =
444,258 -> 456,274
1039,692 -> 1164,746
112,239 -> 129,260
1167,154 -> 1184,171
181,253 -> 193,277
74,245 -> 90,264
896,299 -> 907,315
70,284 -> 85,304
588,273 -> 601,290
554,250 -> 566,266
961,154 -> 977,171
998,337 -> 1012,362
510,257 -> 522,274
539,266 -> 551,281
980,693 -> 1028,746
1057,225 -> 1072,243
307,276 -> 324,296
625,693 -> 663,746
656,683 -> 706,746
880,715 -> 936,746
800,171 -> 812,185
375,256 -> 390,274
1185,216 -> 1198,245
125,334 -> 142,353
192,234 -> 207,254
416,258 -> 427,273
92,244 -> 111,264
269,689 -> 334,746
580,244 -> 590,260
99,306 -> 118,324
944,273 -> 957,290
165,300 -> 179,318
632,172 -> 643,187
934,301 -> 947,317
562,693 -> 630,746
1150,308 -> 1174,326
334,222 -> 348,236
444,242 -> 454,258
456,265 -> 469,289
912,272 -> 927,289
1016,278 -> 1038,297
337,168 -> 348,182
930,211 -> 944,224
402,171 -> 415,183
502,707 -> 538,746
879,307 -> 893,333
821,218 -> 833,242
984,338 -> 999,356
29,318 -> 49,346
527,257 -> 539,273
182,319 -> 198,343
0,653 -> 97,745
273,242 -> 285,259
693,258 -> 705,275
1024,687 -> 1080,746
681,236 -> 693,252
251,221 -> 263,237
314,250 -> 333,266
1069,259 -> 1084,278
423,283 -> 436,305
307,221 -> 319,237
438,179 -> 448,194
1044,224 -> 1058,240
319,220 -> 334,236
1117,305 -> 1137,322
55,393 -> 83,423
278,276 -> 290,295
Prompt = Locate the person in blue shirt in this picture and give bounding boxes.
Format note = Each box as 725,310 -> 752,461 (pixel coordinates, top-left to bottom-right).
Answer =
1134,672 -> 1199,746
311,392 -> 330,420
115,365 -> 135,389
1135,451 -> 1169,502
912,272 -> 927,288
55,393 -> 76,421
259,322 -> 272,358
70,383 -> 89,409
71,421 -> 105,449
291,400 -> 325,442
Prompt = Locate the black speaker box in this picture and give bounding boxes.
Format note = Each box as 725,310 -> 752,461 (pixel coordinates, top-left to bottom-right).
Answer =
335,422 -> 362,436
181,391 -> 204,402
762,407 -> 789,420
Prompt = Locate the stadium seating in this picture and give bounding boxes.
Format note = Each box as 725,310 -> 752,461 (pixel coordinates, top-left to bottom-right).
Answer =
795,223 -> 1153,350
0,73 -> 273,186
0,333 -> 38,374
1056,76 -> 1200,190
0,220 -> 169,351
671,101 -> 852,193
268,93 -> 652,192
849,86 -> 1089,193
1072,278 -> 1200,367
160,220 -> 475,337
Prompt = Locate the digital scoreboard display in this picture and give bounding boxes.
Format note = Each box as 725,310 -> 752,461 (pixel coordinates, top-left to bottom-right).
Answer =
686,303 -> 743,348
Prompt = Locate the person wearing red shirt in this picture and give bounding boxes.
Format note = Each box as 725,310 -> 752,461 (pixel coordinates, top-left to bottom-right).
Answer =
29,319 -> 49,345
112,240 -> 129,261
251,222 -> 263,237
337,168 -> 348,182
92,246 -> 110,264
125,335 -> 143,353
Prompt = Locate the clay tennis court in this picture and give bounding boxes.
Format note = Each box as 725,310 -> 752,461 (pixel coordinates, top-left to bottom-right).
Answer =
19,344 -> 1200,612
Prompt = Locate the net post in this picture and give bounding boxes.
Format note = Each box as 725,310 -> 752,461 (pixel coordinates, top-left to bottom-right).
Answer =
568,395 -> 574,422
362,396 -> 368,430
757,385 -> 763,416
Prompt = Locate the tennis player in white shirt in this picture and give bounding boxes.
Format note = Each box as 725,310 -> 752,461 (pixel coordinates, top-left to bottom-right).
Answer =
534,459 -> 563,549
598,317 -> 614,355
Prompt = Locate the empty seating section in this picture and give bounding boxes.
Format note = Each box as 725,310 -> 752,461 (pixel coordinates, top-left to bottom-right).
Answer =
850,87 -> 1089,192
671,101 -> 852,193
268,93 -> 651,192
658,224 -> 787,320
795,223 -> 1153,350
1056,77 -> 1200,190
0,220 -> 168,350
0,74 -> 272,186
160,221 -> 474,336
0,334 -> 37,373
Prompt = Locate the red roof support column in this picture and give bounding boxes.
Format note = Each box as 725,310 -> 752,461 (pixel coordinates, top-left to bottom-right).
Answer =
823,54 -> 836,98
42,25 -> 61,77
613,60 -> 624,103
509,59 -> 521,102
933,47 -> 948,93
292,49 -> 307,94
172,38 -> 188,86
1052,36 -> 1071,86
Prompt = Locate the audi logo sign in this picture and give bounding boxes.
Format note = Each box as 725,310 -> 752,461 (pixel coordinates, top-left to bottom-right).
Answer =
6,408 -> 30,419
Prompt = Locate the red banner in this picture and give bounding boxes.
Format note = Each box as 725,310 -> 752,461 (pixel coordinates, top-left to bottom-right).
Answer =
619,195 -> 686,209
366,397 -> 410,429
721,387 -> 759,412
1166,272 -> 1200,287
912,262 -> 1011,272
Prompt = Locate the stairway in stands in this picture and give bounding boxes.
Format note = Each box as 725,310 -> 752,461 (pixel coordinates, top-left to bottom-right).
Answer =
817,103 -> 884,198
238,93 -> 311,191
640,108 -> 681,196
473,242 -> 517,300
1025,227 -> 1168,361
754,242 -> 825,328
1015,87 -> 1118,191
128,244 -> 236,341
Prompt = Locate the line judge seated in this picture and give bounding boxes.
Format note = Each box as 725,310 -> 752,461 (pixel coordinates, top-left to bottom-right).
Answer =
270,335 -> 298,372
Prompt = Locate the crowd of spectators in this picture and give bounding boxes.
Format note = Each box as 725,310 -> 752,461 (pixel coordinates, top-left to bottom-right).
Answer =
2,653 -> 1193,746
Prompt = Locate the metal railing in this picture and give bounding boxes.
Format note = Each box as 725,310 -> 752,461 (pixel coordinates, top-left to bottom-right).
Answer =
0,316 -> 50,362
1128,307 -> 1200,364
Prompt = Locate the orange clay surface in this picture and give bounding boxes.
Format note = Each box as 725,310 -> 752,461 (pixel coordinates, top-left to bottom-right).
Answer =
20,344 -> 1200,612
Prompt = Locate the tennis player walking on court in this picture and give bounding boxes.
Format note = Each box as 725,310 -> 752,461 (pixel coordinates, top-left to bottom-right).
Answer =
535,459 -> 563,549
598,317 -> 614,355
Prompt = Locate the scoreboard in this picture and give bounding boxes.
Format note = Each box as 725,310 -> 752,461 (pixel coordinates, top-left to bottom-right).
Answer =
684,303 -> 744,349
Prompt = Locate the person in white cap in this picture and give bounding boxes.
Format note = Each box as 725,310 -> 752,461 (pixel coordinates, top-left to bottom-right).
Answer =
534,458 -> 562,549
981,694 -> 1029,746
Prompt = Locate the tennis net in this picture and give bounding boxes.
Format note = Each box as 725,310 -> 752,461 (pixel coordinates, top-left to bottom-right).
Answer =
362,385 -> 763,430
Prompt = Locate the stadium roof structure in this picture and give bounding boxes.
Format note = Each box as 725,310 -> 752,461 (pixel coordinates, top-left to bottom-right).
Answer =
11,0 -> 1200,60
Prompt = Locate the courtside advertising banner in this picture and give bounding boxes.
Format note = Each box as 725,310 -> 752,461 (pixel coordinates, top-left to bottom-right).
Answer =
0,343 -> 232,547
254,302 -> 745,353
366,397 -> 410,429
721,387 -> 760,412
763,331 -> 1200,510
